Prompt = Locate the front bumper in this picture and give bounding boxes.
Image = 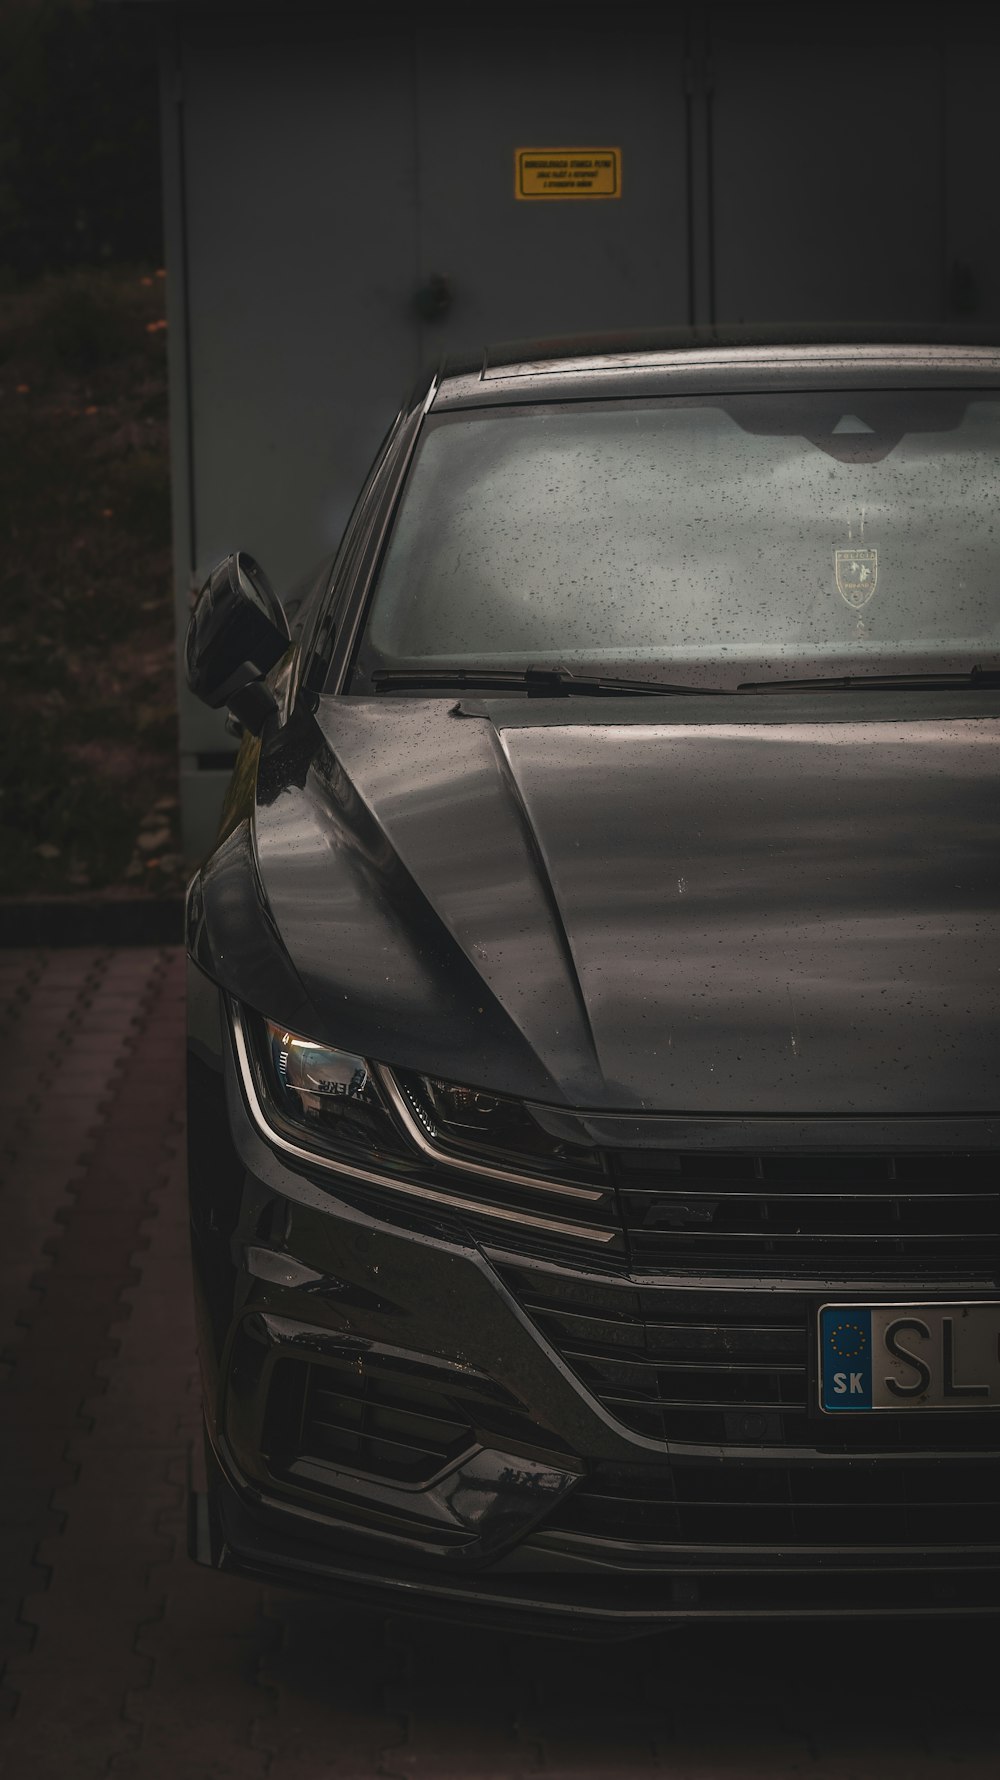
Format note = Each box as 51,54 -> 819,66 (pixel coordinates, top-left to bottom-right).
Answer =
191,1430 -> 1000,1636
187,968 -> 1000,1632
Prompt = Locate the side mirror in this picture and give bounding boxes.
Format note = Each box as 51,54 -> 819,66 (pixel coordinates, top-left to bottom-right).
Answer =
184,551 -> 290,734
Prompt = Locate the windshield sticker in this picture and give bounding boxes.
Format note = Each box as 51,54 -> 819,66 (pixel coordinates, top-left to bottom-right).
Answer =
835,547 -> 878,608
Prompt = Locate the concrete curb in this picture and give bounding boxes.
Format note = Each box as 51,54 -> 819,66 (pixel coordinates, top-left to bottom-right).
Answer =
0,900 -> 185,948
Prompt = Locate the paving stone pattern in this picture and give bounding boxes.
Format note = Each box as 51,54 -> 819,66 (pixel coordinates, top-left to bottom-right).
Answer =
0,947 -> 998,1777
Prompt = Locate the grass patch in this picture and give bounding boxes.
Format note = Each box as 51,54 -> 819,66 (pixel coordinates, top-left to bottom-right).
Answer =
0,265 -> 181,897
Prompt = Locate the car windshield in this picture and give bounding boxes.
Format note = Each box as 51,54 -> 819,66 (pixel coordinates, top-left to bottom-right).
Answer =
350,391 -> 1000,691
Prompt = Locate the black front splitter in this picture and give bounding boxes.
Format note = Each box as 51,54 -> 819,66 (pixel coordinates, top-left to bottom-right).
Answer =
189,1463 -> 1000,1640
187,1477 -> 680,1641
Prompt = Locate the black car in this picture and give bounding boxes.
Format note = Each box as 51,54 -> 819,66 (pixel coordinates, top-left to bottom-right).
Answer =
184,330 -> 1000,1634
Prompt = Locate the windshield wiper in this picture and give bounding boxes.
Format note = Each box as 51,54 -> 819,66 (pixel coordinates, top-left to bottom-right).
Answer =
370,666 -> 724,696
738,668 -> 1000,693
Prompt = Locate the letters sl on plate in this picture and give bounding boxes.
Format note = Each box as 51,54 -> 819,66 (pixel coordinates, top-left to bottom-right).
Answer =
819,1303 -> 1000,1412
516,148 -> 621,200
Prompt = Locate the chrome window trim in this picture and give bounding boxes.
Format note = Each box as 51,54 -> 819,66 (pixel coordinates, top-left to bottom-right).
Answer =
483,344 -> 1000,380
328,370 -> 440,695
228,1000 -> 615,1246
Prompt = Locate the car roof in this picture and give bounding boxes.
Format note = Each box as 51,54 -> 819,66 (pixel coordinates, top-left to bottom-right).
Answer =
431,323 -> 1000,410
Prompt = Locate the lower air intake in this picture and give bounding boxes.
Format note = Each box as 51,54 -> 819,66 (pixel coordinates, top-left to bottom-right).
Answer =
262,1354 -> 475,1487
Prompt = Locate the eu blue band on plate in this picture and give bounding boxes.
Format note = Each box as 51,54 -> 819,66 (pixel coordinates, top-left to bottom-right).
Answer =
820,1307 -> 873,1410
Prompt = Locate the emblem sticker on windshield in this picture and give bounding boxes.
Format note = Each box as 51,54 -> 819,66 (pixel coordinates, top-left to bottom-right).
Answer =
835,547 -> 878,608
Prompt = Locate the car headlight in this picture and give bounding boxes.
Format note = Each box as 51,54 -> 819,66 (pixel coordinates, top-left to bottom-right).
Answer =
235,1004 -> 616,1244
258,1017 -> 402,1163
267,1021 -> 370,1114
250,1014 -> 599,1183
395,1070 -> 603,1178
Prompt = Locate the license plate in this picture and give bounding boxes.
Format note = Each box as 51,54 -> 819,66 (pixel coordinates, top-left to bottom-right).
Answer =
818,1302 -> 1000,1412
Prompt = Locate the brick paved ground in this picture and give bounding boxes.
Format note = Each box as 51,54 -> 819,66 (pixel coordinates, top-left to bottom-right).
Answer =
1,946 -> 998,1778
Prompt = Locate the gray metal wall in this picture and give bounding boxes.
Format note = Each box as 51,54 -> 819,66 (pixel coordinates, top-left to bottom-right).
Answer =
159,4 -> 1000,858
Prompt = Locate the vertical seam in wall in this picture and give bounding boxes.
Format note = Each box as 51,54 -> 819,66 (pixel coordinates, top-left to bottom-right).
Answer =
684,9 -> 696,328
704,8 -> 717,327
410,19 -> 424,380
175,20 -> 198,573
940,25 -> 950,321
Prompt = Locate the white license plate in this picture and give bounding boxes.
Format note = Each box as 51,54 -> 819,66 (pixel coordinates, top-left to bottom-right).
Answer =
818,1302 -> 1000,1412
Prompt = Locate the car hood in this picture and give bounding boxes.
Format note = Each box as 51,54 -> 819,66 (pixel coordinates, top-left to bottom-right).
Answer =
243,692 -> 1000,1116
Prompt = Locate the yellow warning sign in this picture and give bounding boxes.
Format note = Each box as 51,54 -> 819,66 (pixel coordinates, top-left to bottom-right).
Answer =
515,148 -> 621,200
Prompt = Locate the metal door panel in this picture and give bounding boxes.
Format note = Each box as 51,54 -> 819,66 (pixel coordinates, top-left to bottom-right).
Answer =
945,38 -> 1000,322
709,9 -> 944,325
414,13 -> 690,357
175,14 -> 419,758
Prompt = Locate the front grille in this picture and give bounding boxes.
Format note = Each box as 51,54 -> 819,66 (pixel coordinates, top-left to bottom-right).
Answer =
550,1456 -> 1000,1549
612,1150 -> 1000,1279
513,1273 -> 805,1443
499,1259 -> 1000,1450
263,1354 -> 475,1486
